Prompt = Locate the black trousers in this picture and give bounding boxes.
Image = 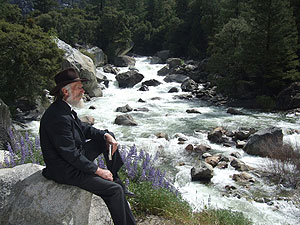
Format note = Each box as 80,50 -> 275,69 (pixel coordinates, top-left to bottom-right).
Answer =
76,135 -> 136,225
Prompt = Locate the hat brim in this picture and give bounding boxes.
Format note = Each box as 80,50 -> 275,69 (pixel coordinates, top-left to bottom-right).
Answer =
49,78 -> 89,96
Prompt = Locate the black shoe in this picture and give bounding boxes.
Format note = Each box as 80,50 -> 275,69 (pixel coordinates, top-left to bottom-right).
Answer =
114,178 -> 136,197
124,189 -> 136,197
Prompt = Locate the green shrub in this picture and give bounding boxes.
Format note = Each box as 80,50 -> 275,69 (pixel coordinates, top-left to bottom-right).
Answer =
0,20 -> 63,108
256,95 -> 276,111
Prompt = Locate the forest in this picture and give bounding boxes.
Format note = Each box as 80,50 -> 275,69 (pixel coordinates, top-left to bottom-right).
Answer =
0,0 -> 300,109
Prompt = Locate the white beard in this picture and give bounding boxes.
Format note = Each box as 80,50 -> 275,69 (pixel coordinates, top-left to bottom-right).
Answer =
66,94 -> 85,109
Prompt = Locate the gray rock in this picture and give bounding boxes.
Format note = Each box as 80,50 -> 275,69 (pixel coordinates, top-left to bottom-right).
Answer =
186,109 -> 201,114
114,56 -> 136,67
150,56 -> 163,64
133,107 -> 149,112
163,74 -> 189,83
243,127 -> 283,157
0,99 -> 11,150
142,79 -> 162,87
227,108 -> 246,115
157,65 -> 170,76
138,85 -> 149,91
103,64 -> 119,75
116,104 -> 133,113
166,58 -> 183,69
191,162 -> 214,182
155,50 -> 170,62
0,150 -> 8,165
114,114 -> 138,126
86,46 -> 106,67
168,87 -> 179,93
0,163 -> 112,225
80,116 -> 95,125
116,70 -> 144,88
230,158 -> 252,171
56,39 -> 102,97
208,127 -> 226,144
205,156 -> 221,167
181,79 -> 198,92
88,195 -> 113,225
232,172 -> 255,183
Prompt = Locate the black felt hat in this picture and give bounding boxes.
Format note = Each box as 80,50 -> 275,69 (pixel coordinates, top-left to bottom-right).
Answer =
50,68 -> 89,96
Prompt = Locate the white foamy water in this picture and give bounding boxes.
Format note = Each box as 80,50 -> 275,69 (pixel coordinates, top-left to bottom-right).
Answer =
26,57 -> 300,224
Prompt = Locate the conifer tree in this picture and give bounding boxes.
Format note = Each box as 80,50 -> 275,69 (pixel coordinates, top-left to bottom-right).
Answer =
241,0 -> 299,96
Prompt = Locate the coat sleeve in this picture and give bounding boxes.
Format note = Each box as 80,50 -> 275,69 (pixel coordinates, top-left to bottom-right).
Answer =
47,115 -> 98,174
80,121 -> 108,144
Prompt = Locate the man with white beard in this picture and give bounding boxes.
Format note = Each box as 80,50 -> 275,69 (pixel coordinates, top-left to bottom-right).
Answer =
39,68 -> 136,225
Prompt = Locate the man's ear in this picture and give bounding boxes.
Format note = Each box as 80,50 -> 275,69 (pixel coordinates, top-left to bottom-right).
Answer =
61,87 -> 69,99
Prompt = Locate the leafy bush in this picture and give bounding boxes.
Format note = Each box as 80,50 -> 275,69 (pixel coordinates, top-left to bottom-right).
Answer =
0,20 -> 63,108
256,95 -> 276,111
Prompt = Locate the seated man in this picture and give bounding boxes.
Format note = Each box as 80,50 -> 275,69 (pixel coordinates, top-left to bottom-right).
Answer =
39,68 -> 136,225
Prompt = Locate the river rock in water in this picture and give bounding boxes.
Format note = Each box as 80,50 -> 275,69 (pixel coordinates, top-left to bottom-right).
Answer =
114,114 -> 138,126
116,70 -> 144,88
243,127 -> 283,157
191,162 -> 214,182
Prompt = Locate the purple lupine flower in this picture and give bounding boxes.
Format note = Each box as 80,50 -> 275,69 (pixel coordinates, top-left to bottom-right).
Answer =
125,157 -> 132,171
137,149 -> 145,161
148,166 -> 155,181
119,147 -> 127,162
25,132 -> 32,149
35,136 -> 41,149
20,145 -> 27,164
140,168 -> 147,181
125,178 -> 130,188
7,143 -> 16,167
128,166 -> 135,179
127,145 -> 137,159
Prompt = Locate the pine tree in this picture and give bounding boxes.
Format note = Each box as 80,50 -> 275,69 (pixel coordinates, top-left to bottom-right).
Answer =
241,0 -> 300,96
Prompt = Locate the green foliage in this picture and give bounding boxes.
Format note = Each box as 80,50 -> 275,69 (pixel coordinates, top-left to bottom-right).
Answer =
255,95 -> 275,111
96,6 -> 132,61
0,1 -> 22,23
199,208 -> 253,225
0,20 -> 63,108
35,8 -> 98,46
208,0 -> 300,100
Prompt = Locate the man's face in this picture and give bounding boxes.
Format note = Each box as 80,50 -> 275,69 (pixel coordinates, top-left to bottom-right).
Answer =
64,81 -> 85,108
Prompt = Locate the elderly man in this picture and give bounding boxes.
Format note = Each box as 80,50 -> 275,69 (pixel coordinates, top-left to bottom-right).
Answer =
39,68 -> 136,225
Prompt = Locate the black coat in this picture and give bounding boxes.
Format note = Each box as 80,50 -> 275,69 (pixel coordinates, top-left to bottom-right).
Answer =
39,100 -> 107,184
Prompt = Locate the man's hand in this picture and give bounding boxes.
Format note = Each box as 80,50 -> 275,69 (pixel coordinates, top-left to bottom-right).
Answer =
95,167 -> 113,181
104,133 -> 118,155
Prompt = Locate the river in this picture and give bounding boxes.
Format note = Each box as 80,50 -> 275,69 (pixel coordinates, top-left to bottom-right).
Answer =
27,56 -> 300,224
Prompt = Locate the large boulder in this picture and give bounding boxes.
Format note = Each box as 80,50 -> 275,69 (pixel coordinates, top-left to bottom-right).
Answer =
155,50 -> 170,63
163,74 -> 189,83
114,114 -> 138,126
243,127 -> 283,157
276,82 -> 300,110
191,162 -> 214,182
86,46 -> 106,67
181,79 -> 198,92
114,56 -> 136,67
116,70 -> 144,88
166,58 -> 183,69
0,163 -> 112,225
56,39 -> 102,97
0,99 -> 11,150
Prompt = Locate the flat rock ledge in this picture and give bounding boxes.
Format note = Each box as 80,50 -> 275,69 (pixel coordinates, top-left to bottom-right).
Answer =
0,163 -> 112,225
